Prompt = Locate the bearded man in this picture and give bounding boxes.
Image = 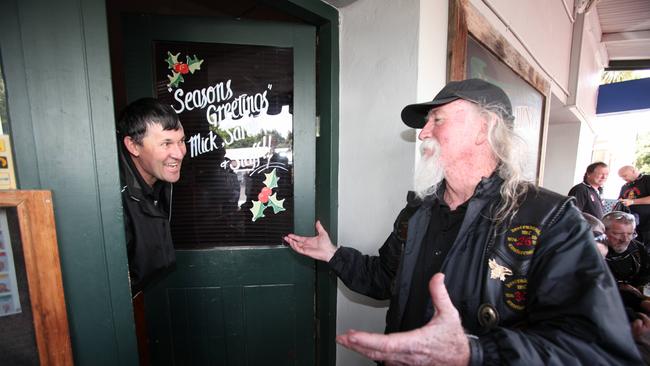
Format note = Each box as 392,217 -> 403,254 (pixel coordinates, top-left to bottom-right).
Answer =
284,79 -> 640,365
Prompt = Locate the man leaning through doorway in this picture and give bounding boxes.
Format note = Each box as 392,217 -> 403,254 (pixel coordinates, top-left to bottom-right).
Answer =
117,98 -> 187,364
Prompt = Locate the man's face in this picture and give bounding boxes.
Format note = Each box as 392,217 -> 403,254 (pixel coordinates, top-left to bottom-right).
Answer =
586,166 -> 609,188
417,100 -> 479,166
126,123 -> 186,186
619,168 -> 637,183
605,221 -> 635,253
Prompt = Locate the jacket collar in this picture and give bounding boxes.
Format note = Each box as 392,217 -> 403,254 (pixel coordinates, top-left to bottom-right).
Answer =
119,142 -> 171,216
420,171 -> 503,207
581,180 -> 603,195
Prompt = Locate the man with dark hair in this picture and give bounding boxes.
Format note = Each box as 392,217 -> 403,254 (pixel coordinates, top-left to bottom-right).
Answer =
285,79 -> 640,365
619,165 -> 650,246
568,161 -> 609,219
117,97 -> 186,293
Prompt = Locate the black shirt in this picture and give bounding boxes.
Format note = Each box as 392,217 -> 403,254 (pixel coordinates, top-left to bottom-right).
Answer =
606,240 -> 650,287
620,174 -> 650,231
568,182 -> 604,219
400,197 -> 468,331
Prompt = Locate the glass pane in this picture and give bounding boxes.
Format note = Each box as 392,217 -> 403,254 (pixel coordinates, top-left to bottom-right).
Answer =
154,41 -> 294,248
466,36 -> 544,181
0,208 -> 39,365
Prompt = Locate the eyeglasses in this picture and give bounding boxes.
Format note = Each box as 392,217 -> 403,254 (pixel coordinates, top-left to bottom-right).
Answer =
593,232 -> 608,244
608,231 -> 638,240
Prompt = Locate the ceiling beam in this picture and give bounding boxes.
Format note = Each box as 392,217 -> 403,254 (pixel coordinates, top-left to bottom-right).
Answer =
602,29 -> 650,43
605,59 -> 650,70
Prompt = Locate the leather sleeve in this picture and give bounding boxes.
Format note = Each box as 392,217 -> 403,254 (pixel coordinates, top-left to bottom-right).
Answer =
327,198 -> 419,300
634,242 -> 650,287
477,205 -> 643,365
567,185 -> 587,210
328,232 -> 403,300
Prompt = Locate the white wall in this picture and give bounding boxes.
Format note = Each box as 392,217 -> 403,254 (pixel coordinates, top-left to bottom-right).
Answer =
466,0 -> 606,190
575,120 -> 599,183
543,122 -> 581,194
576,9 -> 606,121
480,0 -> 573,95
334,0 -> 447,365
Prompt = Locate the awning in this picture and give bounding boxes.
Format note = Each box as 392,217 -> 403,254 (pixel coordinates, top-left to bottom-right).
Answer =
597,77 -> 650,114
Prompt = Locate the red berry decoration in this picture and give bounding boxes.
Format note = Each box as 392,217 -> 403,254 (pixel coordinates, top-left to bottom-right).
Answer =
173,63 -> 182,72
258,191 -> 269,203
261,187 -> 272,196
179,63 -> 189,74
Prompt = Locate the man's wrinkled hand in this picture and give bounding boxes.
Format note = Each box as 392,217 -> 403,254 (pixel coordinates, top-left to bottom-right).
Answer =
283,220 -> 338,262
336,273 -> 470,366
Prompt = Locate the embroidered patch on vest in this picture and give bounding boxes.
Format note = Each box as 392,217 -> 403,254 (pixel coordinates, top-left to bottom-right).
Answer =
504,277 -> 528,311
507,225 -> 541,256
488,258 -> 513,281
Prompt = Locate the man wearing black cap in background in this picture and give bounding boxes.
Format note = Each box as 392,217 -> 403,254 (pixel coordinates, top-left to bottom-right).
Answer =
285,79 -> 640,365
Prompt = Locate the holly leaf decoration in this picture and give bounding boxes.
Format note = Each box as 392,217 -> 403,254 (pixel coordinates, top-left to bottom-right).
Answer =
167,72 -> 184,88
187,55 -> 204,74
166,52 -> 180,69
267,193 -> 286,214
263,168 -> 279,189
250,200 -> 267,222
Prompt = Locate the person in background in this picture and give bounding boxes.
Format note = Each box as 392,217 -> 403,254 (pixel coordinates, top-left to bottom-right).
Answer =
603,211 -> 650,289
284,79 -> 640,365
619,165 -> 650,246
585,211 -> 650,365
582,211 -> 609,257
568,161 -> 609,219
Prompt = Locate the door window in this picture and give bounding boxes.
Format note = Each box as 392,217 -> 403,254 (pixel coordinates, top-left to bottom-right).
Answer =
154,41 -> 294,248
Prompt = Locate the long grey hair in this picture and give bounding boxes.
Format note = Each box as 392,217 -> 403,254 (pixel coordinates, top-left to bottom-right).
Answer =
478,101 -> 533,226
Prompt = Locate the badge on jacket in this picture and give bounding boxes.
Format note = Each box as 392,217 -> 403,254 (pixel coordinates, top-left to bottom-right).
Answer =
506,225 -> 540,256
488,258 -> 513,281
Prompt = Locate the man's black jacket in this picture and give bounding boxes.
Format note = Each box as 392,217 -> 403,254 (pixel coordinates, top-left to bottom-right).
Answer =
119,144 -> 176,294
329,175 -> 641,365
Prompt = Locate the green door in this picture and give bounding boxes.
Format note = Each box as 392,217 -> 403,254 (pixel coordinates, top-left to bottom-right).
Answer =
122,15 -> 316,365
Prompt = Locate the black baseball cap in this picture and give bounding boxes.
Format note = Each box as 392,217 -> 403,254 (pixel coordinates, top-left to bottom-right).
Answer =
400,78 -> 514,128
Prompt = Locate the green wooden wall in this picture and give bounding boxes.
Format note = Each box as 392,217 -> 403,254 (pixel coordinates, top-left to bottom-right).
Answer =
0,0 -> 338,365
0,0 -> 138,364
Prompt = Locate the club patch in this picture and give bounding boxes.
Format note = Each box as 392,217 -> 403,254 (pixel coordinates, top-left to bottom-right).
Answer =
504,277 -> 528,311
507,225 -> 541,256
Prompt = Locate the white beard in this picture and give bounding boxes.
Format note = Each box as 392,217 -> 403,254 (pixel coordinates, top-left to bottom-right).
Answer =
414,138 -> 445,199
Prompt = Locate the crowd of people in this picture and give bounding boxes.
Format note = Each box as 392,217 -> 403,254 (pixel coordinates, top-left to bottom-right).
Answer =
569,162 -> 650,364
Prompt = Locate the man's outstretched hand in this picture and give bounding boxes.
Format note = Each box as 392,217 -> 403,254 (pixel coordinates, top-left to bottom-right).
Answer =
336,273 -> 470,366
283,220 -> 338,262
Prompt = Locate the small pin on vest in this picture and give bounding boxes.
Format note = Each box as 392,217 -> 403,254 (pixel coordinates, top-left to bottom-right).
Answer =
488,258 -> 513,281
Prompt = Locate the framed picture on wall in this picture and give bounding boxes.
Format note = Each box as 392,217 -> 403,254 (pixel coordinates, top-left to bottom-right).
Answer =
447,0 -> 551,184
0,191 -> 72,365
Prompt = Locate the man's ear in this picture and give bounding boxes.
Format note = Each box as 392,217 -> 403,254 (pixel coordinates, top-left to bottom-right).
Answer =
475,118 -> 490,145
123,136 -> 141,157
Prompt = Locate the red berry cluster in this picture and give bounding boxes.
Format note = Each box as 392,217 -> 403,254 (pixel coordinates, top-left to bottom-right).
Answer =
257,187 -> 273,204
173,62 -> 190,74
